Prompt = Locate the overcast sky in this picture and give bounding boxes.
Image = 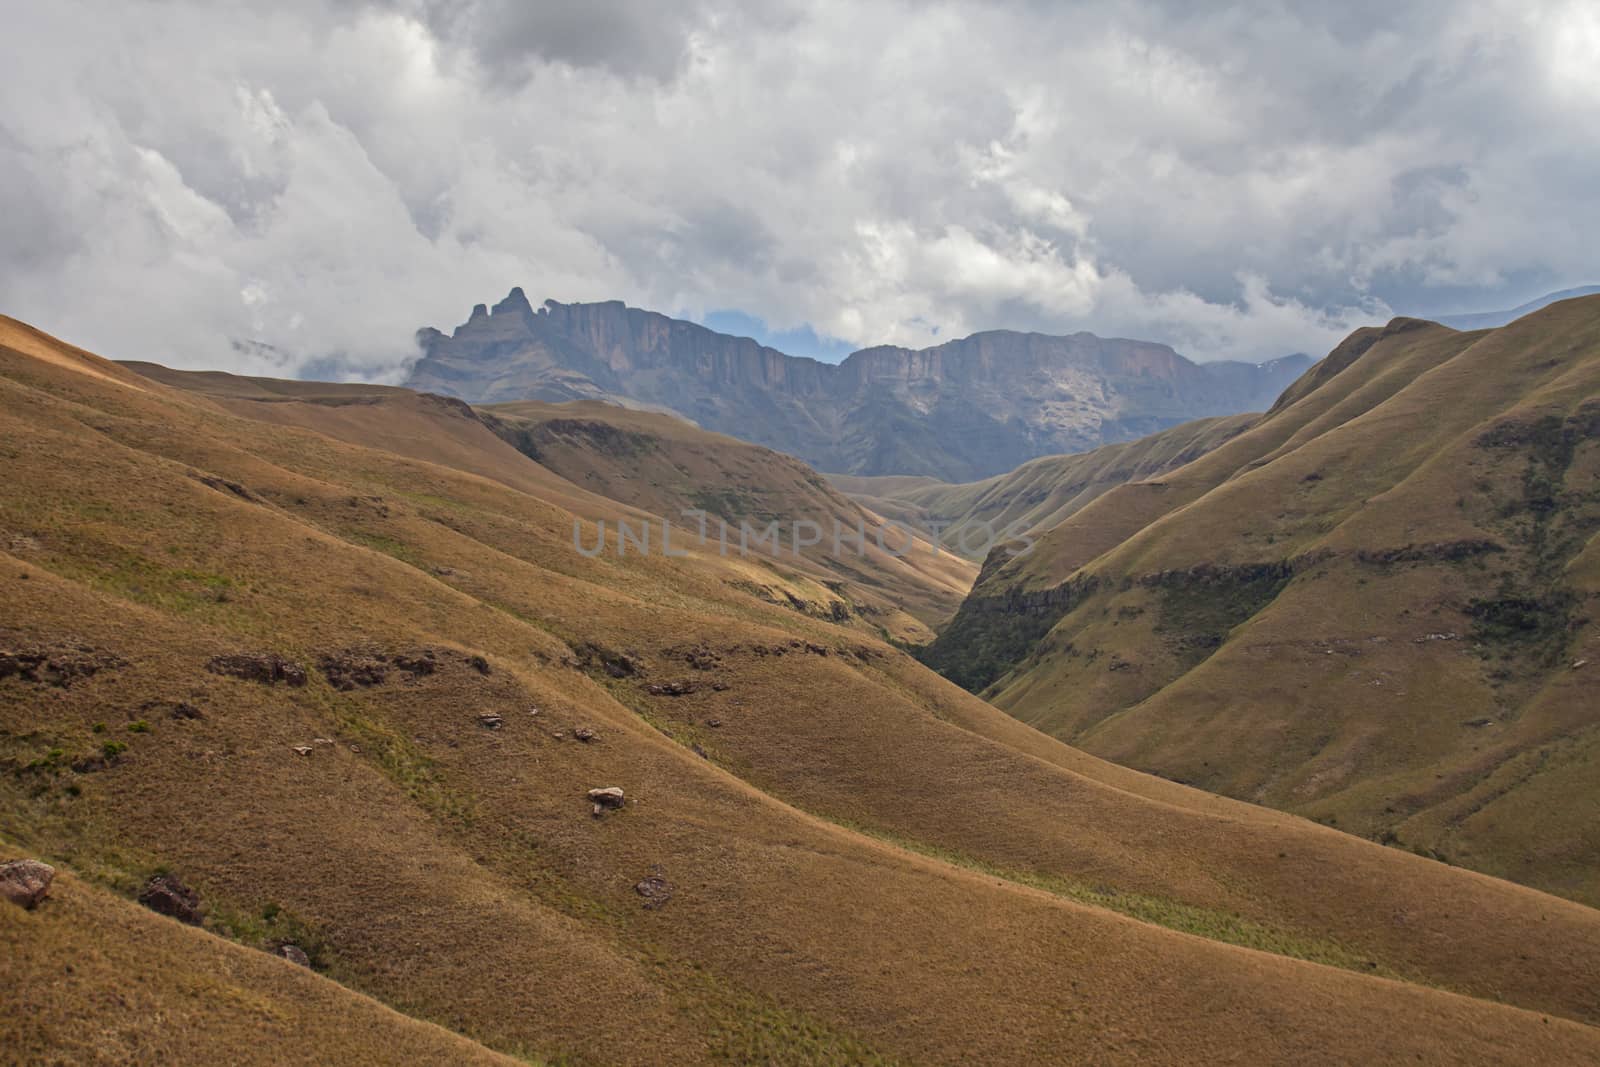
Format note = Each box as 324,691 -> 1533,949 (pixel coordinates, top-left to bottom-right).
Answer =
2,0 -> 1596,376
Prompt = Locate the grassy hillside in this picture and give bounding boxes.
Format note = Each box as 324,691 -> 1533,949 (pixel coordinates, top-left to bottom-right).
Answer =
481,399 -> 975,641
925,296 -> 1600,907
5,314 -> 1600,1063
126,367 -> 974,645
833,412 -> 1255,558
0,844 -> 525,1065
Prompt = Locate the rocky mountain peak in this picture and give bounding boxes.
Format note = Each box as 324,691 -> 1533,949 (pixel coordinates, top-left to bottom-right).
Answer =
407,294 -> 1317,479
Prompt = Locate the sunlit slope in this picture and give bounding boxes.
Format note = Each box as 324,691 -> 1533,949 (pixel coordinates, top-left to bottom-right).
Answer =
2,315 -> 1599,1063
927,296 -> 1600,906
132,364 -> 975,645
0,846 -> 523,1066
833,412 -> 1255,556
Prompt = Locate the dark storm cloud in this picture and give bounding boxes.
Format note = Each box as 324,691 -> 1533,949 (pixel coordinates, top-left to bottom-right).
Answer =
399,0 -> 712,82
0,0 -> 1595,376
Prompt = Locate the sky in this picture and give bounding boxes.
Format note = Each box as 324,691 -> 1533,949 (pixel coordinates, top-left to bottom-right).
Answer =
1,0 -> 1597,377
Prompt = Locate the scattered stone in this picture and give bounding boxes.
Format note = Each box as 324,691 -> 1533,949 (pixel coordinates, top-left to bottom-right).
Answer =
154,700 -> 205,721
573,727 -> 598,743
70,755 -> 108,774
646,680 -> 698,697
206,653 -> 306,687
139,874 -> 202,925
1574,659 -> 1589,670
468,655 -> 491,675
313,737 -> 334,746
0,859 -> 55,909
804,643 -> 829,657
588,787 -> 625,817
292,745 -> 313,756
706,718 -> 722,728
275,943 -> 312,968
552,731 -> 565,740
635,870 -> 673,910
1462,717 -> 1495,728
691,743 -> 708,759
711,681 -> 729,692
478,713 -> 504,730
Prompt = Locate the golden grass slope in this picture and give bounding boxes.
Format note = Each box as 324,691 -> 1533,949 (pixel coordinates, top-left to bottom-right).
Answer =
131,364 -> 975,645
928,296 -> 1600,907
0,845 -> 523,1066
3,314 -> 1600,1063
480,399 -> 976,640
831,411 -> 1255,556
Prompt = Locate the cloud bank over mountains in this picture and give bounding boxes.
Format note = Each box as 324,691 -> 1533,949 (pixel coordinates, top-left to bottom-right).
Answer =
2,0 -> 1596,376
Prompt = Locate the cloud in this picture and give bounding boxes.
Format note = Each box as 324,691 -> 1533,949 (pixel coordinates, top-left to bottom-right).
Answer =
0,0 -> 1595,376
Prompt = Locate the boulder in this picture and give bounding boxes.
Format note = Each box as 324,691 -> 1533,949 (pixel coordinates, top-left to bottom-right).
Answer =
635,871 -> 673,910
276,943 -> 312,968
588,786 -> 626,816
0,858 -> 55,909
573,727 -> 598,743
139,873 -> 202,925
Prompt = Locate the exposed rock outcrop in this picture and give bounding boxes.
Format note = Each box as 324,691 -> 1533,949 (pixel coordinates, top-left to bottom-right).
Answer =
207,653 -> 307,687
0,639 -> 124,688
139,873 -> 202,925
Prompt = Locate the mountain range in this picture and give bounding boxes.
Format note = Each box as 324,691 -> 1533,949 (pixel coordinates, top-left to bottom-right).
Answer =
406,289 -> 1313,481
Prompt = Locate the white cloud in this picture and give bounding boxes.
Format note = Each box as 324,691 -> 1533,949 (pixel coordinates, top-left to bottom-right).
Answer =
0,0 -> 1595,376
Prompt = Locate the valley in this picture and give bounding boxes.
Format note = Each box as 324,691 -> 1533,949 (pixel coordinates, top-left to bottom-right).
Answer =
6,310 -> 1600,1063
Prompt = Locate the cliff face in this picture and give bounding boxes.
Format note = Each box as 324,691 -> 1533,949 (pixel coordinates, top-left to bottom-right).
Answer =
406,290 -> 1313,479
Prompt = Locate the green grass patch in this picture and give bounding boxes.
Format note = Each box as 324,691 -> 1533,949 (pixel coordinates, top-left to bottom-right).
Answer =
334,707 -> 475,825
842,822 -> 1397,979
343,531 -> 424,567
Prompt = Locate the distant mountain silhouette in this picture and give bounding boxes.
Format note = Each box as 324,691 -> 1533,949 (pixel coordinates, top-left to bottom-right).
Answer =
406,291 -> 1312,480
1429,285 -> 1600,330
